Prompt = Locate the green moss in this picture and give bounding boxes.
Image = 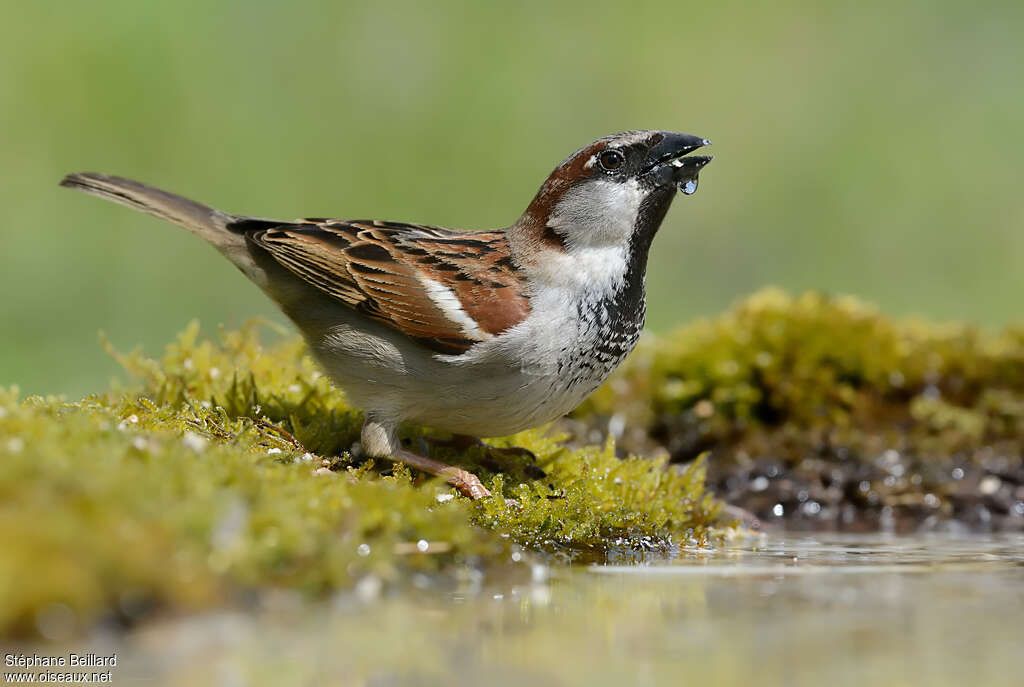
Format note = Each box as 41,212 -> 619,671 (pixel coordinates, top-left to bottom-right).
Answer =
580,288 -> 1024,463
0,321 -> 716,639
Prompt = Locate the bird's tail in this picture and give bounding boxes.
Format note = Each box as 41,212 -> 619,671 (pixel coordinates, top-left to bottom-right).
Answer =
60,172 -> 242,253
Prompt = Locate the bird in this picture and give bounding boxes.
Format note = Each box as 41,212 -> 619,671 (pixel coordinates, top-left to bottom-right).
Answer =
61,130 -> 712,499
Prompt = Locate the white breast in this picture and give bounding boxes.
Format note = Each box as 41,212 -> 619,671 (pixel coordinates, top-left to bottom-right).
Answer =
401,280 -> 639,437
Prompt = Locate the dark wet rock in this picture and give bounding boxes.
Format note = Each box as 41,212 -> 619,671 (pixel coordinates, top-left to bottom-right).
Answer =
556,418 -> 1024,533
566,290 -> 1024,532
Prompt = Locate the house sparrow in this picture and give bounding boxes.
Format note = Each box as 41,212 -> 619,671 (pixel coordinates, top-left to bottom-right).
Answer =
61,130 -> 712,499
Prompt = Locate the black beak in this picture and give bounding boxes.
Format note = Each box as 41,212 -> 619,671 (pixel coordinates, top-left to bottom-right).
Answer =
671,154 -> 713,176
645,132 -> 711,170
642,132 -> 712,192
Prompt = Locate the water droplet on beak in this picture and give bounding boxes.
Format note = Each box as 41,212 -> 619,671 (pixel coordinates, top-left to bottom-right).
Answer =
679,179 -> 699,195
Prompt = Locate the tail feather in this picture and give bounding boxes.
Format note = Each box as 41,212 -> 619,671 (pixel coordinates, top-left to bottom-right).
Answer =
61,172 -> 313,300
60,172 -> 241,252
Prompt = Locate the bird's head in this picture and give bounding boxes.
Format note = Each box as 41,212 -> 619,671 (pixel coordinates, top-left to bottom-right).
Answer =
512,130 -> 712,268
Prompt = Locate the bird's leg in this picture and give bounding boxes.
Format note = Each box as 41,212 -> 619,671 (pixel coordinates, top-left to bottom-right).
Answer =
361,418 -> 490,500
394,447 -> 490,500
423,434 -> 545,479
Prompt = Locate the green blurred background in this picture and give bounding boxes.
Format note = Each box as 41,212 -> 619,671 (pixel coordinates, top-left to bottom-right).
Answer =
1,0 -> 1021,396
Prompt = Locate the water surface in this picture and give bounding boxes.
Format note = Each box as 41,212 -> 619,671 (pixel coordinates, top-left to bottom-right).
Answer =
12,533 -> 1024,685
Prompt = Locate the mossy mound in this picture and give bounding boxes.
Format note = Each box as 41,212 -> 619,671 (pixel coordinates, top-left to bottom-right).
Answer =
0,321 -> 716,639
577,289 -> 1024,530
7,289 -> 1021,638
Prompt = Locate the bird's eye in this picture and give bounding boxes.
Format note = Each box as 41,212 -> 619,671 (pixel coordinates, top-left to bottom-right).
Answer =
598,150 -> 625,171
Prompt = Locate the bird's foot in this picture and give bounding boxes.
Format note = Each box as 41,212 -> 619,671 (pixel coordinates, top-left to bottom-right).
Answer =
423,434 -> 544,477
445,468 -> 491,500
396,448 -> 490,499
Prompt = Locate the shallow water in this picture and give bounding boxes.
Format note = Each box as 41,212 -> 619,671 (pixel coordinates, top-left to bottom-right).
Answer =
9,533 -> 1024,686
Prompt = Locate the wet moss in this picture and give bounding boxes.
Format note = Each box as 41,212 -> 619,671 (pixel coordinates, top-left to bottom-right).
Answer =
575,289 -> 1024,529
0,321 -> 716,638
581,288 -> 1024,459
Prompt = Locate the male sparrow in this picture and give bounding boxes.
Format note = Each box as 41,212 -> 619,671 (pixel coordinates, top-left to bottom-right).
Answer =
61,130 -> 712,499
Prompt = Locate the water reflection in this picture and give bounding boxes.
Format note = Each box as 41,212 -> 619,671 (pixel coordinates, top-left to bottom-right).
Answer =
15,534 -> 1024,686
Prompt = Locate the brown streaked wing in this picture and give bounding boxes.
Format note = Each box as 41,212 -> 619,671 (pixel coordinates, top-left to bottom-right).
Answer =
399,230 -> 530,336
247,220 -> 531,354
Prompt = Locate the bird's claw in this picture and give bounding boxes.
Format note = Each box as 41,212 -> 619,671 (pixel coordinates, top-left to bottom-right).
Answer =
448,469 -> 491,500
